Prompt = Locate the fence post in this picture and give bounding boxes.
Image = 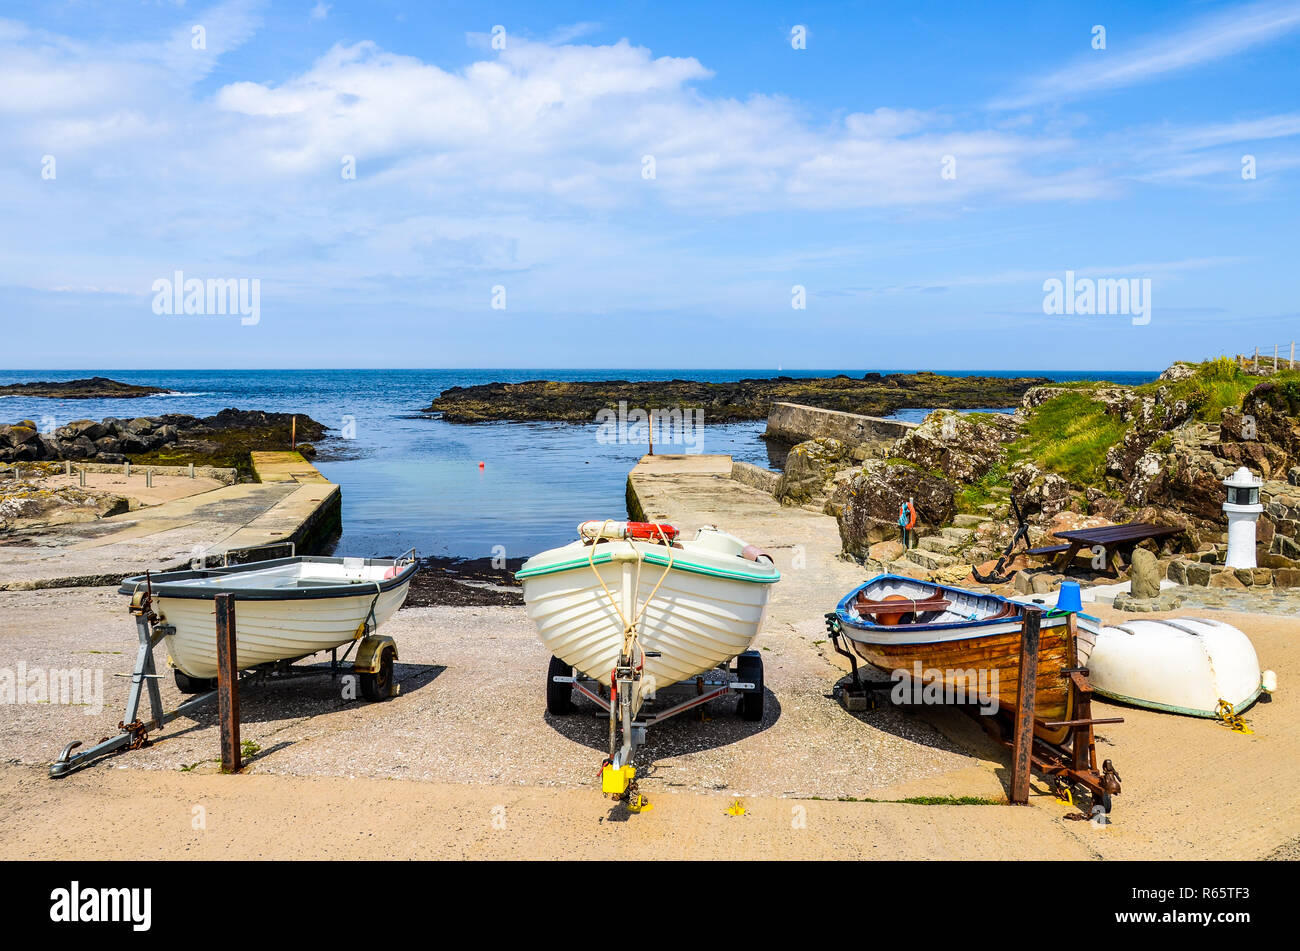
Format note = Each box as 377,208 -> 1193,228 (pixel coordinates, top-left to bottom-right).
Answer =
215,593 -> 241,773
1010,606 -> 1042,805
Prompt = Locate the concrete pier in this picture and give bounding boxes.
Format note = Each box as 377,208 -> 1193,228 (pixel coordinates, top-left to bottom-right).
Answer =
0,451 -> 340,590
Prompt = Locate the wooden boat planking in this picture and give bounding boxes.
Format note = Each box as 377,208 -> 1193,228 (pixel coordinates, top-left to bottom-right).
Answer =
846,618 -> 1079,745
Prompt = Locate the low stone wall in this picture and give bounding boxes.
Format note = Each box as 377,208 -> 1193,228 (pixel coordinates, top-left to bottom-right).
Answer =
730,460 -> 779,494
764,402 -> 917,447
1,460 -> 237,485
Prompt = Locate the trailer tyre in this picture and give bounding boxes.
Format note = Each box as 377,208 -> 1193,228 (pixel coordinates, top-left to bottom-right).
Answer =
547,655 -> 574,715
360,645 -> 395,701
737,651 -> 764,722
174,670 -> 217,694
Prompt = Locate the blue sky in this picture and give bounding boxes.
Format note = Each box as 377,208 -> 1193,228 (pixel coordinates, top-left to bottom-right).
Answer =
2,0 -> 1298,370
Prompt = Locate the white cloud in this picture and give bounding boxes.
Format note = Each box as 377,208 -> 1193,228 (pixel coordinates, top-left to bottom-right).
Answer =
993,1 -> 1300,109
310,2 -> 331,21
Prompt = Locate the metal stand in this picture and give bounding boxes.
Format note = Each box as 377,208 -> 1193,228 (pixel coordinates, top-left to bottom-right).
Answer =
50,591 -> 208,778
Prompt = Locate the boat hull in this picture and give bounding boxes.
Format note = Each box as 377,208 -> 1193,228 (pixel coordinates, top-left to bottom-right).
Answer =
1079,617 -> 1265,717
835,576 -> 1099,744
521,547 -> 775,712
158,583 -> 411,679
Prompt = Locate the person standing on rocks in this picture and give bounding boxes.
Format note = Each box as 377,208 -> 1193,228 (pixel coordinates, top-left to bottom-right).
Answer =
899,496 -> 917,550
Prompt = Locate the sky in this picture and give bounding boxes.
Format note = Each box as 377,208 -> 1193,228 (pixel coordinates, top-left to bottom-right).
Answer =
1,0 -> 1298,370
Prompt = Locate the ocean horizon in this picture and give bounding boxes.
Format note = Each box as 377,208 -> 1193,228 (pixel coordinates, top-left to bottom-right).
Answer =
1,368 -> 1161,559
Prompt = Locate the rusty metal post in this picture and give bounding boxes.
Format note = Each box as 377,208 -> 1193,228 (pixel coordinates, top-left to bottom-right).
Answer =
215,593 -> 241,773
648,409 -> 654,456
1010,606 -> 1041,804
291,415 -> 297,450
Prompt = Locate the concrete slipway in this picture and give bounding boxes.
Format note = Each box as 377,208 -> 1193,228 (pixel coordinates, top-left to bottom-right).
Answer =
0,453 -> 1296,860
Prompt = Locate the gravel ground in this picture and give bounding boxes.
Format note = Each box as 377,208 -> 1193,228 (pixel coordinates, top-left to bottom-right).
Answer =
0,585 -> 994,801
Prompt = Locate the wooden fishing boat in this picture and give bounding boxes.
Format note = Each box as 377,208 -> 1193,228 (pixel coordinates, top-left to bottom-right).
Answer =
829,575 -> 1102,744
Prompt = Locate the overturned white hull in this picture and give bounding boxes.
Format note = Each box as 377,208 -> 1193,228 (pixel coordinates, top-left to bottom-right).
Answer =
1079,617 -> 1268,717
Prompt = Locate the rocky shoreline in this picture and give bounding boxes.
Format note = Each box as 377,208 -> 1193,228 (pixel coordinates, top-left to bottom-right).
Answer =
767,358 -> 1300,597
0,376 -> 174,399
0,409 -> 328,479
425,372 -> 1051,423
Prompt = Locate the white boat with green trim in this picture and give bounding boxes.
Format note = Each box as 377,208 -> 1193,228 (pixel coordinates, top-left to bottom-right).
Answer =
518,521 -> 779,706
517,520 -> 779,798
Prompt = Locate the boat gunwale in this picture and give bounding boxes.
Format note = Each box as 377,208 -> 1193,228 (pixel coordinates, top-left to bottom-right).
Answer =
834,574 -> 1099,638
515,547 -> 780,584
117,555 -> 419,602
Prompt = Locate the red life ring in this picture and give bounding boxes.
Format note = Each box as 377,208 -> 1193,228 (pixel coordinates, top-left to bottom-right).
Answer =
899,502 -> 917,530
625,522 -> 679,541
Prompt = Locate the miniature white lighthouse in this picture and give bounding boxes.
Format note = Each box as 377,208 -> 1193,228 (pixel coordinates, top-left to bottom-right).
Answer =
1223,467 -> 1263,569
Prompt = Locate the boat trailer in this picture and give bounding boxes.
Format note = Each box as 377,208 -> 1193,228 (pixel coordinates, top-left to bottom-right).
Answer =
50,575 -> 400,778
550,656 -> 762,806
825,608 -> 1123,815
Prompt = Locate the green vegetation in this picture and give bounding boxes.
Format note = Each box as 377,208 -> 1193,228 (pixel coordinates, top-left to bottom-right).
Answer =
1010,391 -> 1130,485
806,794 -> 1002,805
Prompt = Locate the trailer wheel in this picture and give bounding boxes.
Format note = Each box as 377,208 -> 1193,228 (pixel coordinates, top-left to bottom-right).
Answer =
360,645 -> 395,701
1093,790 -> 1113,816
174,670 -> 216,694
547,655 -> 574,715
737,651 -> 764,722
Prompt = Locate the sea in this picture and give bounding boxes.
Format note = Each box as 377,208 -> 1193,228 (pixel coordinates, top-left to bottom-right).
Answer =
1,369 -> 1159,560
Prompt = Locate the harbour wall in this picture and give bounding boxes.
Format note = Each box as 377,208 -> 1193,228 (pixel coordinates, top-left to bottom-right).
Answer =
763,402 -> 917,447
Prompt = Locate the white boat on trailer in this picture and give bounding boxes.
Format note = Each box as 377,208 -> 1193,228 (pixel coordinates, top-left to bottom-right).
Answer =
517,520 -> 779,801
50,552 -> 418,777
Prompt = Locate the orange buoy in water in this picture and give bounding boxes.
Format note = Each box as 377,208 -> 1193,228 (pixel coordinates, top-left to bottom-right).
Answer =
478,462 -> 485,469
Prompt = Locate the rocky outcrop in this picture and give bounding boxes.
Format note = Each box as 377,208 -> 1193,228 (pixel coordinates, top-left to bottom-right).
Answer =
833,460 -> 956,559
889,410 -> 1019,482
0,377 -> 173,399
1008,461 -> 1072,519
0,409 -> 328,471
428,372 -> 1052,423
774,438 -> 852,507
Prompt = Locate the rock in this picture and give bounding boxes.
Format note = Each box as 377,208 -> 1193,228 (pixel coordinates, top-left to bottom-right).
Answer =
775,438 -> 850,506
833,460 -> 956,560
0,377 -> 173,399
1166,559 -> 1189,585
868,540 -> 904,563
1207,568 -> 1247,590
1129,547 -> 1161,599
1008,461 -> 1071,518
1274,568 -> 1300,588
55,419 -> 106,441
886,410 -> 1018,482
1031,573 -> 1062,595
1013,570 -> 1034,594
1185,562 -> 1213,586
1158,362 -> 1198,382
1114,591 -> 1184,612
0,424 -> 40,449
296,442 -> 317,459
1047,511 -> 1113,536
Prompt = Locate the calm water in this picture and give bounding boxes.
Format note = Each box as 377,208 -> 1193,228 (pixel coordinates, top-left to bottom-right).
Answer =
1,369 -> 1158,558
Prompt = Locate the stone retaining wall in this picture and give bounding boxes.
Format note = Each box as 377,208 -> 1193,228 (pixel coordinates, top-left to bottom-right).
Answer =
764,402 -> 916,447
730,460 -> 780,494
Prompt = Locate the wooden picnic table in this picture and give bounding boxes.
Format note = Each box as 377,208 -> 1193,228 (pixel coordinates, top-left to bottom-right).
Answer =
1047,522 -> 1184,572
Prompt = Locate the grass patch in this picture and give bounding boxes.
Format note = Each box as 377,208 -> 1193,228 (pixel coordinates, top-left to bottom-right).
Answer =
1008,392 -> 1130,486
805,794 -> 1002,805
